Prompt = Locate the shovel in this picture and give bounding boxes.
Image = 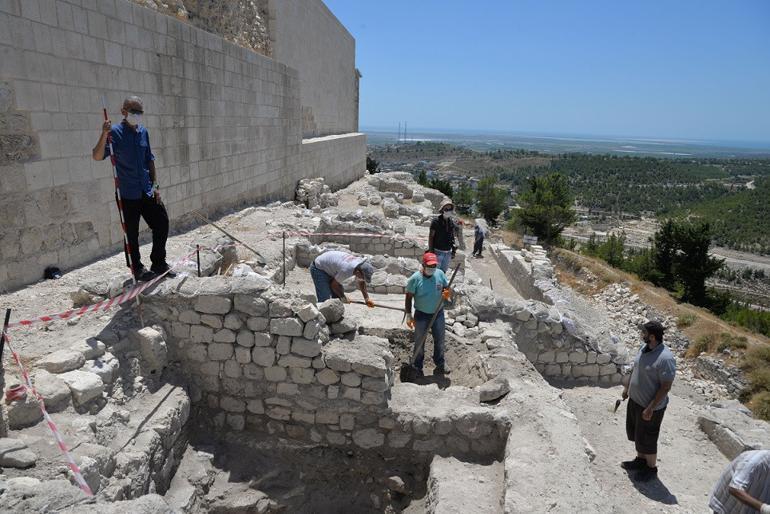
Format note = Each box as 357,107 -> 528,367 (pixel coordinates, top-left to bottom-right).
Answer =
400,264 -> 461,383
613,397 -> 627,413
349,300 -> 406,312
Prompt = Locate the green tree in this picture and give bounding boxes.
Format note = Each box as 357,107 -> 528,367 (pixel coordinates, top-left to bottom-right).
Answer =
516,173 -> 576,244
453,184 -> 474,214
429,177 -> 454,198
475,176 -> 508,225
417,169 -> 428,186
671,220 -> 724,305
366,156 -> 380,174
653,219 -> 677,286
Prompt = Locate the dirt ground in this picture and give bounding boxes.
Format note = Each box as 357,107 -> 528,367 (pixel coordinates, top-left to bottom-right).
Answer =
561,385 -> 728,514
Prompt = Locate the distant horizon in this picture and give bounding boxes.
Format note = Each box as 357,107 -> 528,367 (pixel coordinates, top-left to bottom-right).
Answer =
327,1 -> 770,144
361,125 -> 770,151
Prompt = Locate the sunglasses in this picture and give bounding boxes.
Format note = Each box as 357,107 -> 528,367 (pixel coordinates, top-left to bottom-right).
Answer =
127,109 -> 144,115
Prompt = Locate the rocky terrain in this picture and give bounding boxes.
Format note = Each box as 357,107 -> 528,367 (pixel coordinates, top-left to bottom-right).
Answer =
0,172 -> 768,513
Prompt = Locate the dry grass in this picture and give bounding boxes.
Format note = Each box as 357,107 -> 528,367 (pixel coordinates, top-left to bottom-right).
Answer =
548,245 -> 770,419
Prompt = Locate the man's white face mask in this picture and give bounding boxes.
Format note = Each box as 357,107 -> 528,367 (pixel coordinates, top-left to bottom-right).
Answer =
424,267 -> 436,277
126,112 -> 142,126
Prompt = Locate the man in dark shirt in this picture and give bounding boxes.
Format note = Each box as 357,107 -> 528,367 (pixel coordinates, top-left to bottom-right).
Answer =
428,199 -> 456,272
92,96 -> 172,281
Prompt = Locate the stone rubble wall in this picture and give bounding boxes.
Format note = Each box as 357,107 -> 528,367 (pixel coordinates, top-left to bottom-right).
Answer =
0,0 -> 364,290
491,243 -> 558,305
142,276 -> 506,457
461,285 -> 623,385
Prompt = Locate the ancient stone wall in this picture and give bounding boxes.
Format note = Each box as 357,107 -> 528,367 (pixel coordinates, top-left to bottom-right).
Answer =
143,276 -> 508,458
0,0 -> 364,290
491,243 -> 558,305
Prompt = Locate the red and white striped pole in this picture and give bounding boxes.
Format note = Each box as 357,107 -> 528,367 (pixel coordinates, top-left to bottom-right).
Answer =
102,96 -> 143,326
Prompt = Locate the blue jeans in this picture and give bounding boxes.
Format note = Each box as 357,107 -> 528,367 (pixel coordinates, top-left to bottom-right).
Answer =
434,249 -> 452,272
310,262 -> 340,302
413,309 -> 445,370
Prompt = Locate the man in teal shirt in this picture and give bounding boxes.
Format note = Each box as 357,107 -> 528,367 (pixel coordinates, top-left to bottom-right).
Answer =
405,252 -> 451,376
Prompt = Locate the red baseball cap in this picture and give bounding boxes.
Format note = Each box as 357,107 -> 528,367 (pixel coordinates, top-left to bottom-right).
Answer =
423,252 -> 438,266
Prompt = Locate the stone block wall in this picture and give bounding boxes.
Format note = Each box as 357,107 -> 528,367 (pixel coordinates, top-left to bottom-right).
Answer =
0,0 -> 364,290
462,285 -> 623,385
269,0 -> 358,138
491,243 -> 557,305
299,133 -> 366,190
143,276 -> 507,457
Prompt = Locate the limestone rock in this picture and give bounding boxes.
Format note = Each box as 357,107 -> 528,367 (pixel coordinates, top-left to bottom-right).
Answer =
59,370 -> 104,406
7,395 -> 43,429
385,475 -> 409,495
85,353 -> 120,384
130,326 -> 168,372
36,349 -> 85,374
479,377 -> 510,403
0,438 -> 37,468
330,318 -> 357,335
318,299 -> 344,323
352,428 -> 384,449
31,369 -> 71,412
70,338 -> 106,360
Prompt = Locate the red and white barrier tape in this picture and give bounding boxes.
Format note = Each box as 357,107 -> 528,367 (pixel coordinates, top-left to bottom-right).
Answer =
2,330 -> 93,496
8,249 -> 197,330
275,230 -> 419,241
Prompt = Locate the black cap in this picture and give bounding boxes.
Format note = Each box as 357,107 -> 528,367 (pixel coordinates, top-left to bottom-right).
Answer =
642,320 -> 665,341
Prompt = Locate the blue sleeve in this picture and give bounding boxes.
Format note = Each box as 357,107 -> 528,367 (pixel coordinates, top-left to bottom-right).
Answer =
406,275 -> 417,294
144,130 -> 155,163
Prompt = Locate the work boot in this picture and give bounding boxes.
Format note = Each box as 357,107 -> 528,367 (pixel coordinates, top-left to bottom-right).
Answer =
133,266 -> 156,282
620,457 -> 647,470
634,465 -> 658,482
434,364 -> 451,375
151,262 -> 177,278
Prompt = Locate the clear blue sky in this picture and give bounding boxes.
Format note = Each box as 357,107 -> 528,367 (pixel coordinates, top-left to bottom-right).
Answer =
325,0 -> 770,143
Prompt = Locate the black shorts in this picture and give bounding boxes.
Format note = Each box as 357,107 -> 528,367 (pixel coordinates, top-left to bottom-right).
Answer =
626,398 -> 666,454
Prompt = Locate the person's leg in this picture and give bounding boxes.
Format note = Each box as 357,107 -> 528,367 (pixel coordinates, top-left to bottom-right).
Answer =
310,263 -> 334,302
412,310 -> 430,372
473,239 -> 481,256
478,237 -> 484,256
622,399 -> 647,470
139,196 -> 170,272
120,198 -> 144,274
638,408 -> 666,470
431,309 -> 446,370
435,249 -> 451,272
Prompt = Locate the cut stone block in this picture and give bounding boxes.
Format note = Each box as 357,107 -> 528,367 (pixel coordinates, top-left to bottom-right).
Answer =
59,370 -> 104,406
36,349 -> 85,374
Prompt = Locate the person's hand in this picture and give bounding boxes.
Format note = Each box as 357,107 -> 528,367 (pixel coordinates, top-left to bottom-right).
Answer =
154,189 -> 163,205
441,288 -> 451,301
102,120 -> 111,133
365,298 -> 374,308
642,406 -> 653,421
621,389 -> 628,400
759,503 -> 770,514
406,313 -> 415,329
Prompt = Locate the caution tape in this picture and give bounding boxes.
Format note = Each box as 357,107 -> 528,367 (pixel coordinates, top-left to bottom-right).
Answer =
2,330 -> 93,496
8,248 -> 197,330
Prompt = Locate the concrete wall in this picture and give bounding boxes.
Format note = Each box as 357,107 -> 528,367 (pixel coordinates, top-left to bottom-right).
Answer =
0,0 -> 364,290
269,0 -> 358,138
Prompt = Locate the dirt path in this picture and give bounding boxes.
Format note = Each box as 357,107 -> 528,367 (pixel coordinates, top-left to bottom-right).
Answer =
561,385 -> 727,514
464,246 -> 524,301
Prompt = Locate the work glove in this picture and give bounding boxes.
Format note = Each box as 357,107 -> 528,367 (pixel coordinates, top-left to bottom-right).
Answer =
406,313 -> 415,330
365,298 -> 375,308
760,505 -> 770,514
441,288 -> 451,301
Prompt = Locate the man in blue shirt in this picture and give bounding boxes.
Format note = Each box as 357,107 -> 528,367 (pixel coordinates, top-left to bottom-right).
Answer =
92,96 -> 171,281
404,252 -> 452,376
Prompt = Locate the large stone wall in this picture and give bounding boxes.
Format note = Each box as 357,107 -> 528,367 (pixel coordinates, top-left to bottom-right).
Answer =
269,0 -> 358,137
143,276 -> 509,458
0,0 -> 365,290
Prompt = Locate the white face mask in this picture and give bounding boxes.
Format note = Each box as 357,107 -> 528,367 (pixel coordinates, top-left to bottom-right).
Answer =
126,113 -> 142,126
442,211 -> 452,219
424,267 -> 435,277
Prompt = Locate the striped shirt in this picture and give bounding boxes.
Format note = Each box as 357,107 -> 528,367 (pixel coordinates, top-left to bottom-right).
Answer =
709,450 -> 770,514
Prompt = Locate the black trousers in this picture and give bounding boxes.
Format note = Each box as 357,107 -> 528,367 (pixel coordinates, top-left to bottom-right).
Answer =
473,238 -> 484,255
626,398 -> 666,455
120,195 -> 169,273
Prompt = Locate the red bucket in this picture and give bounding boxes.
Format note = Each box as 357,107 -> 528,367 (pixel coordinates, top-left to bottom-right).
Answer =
5,384 -> 26,403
